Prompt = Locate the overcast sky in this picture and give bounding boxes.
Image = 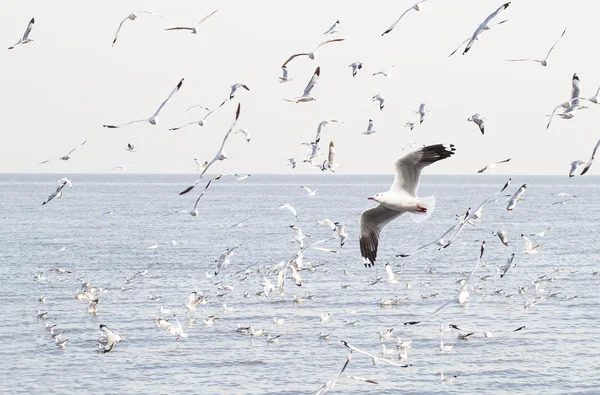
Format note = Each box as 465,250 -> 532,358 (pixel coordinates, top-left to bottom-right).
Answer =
1,0 -> 599,175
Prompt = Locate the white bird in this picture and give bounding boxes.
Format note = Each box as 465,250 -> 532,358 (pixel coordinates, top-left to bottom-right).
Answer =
569,160 -> 586,177
581,138 -> 600,175
493,230 -> 509,246
363,119 -> 377,135
281,40 -> 345,68
287,158 -> 297,169
381,344 -> 395,358
235,128 -> 251,142
372,94 -> 386,111
315,352 -> 352,395
349,62 -> 363,77
522,234 -> 540,254
381,1 -> 427,36
103,79 -> 184,128
417,103 -> 427,124
530,226 -> 551,237
39,140 -> 87,164
229,83 -> 250,100
302,186 -> 317,196
588,86 -> 600,104
507,184 -> 526,211
284,67 -> 320,103
372,65 -> 395,79
195,159 -> 208,171
359,144 -> 456,267
440,373 -> 459,384
110,162 -> 131,171
179,103 -> 241,195
320,313 -> 331,323
463,2 -> 511,55
467,113 -> 485,135
164,9 -> 218,34
8,18 -> 35,50
169,100 -> 227,131
112,11 -> 162,47
273,317 -> 286,325
322,141 -> 339,173
42,178 -> 72,206
546,74 -> 589,130
323,20 -> 340,35
235,174 -> 250,181
317,219 -> 336,231
478,158 -> 510,173
126,143 -> 136,152
334,222 -> 347,247
448,19 -> 508,57
98,324 -> 121,354
505,28 -> 566,67
341,341 -> 411,367
500,253 -> 516,278
279,66 -> 293,83
440,341 -> 454,352
279,204 -> 297,218
214,245 -> 242,276
385,263 -> 399,284
405,122 -> 415,131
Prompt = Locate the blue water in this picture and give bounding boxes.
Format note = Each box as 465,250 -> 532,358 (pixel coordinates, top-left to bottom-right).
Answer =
1,174 -> 599,394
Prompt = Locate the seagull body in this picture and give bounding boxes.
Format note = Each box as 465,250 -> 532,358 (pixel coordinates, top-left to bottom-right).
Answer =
580,138 -> 600,175
385,263 -> 400,284
334,222 -> 347,247
8,18 -> 35,50
493,230 -> 509,246
39,140 -> 87,164
500,253 -> 516,278
463,2 -> 511,55
467,113 -> 485,135
281,39 -> 344,68
372,65 -> 395,79
530,226 -> 551,237
103,78 -> 184,128
349,62 -> 363,77
287,158 -> 297,169
507,184 -> 526,211
417,103 -> 427,124
405,122 -> 415,131
359,144 -> 456,267
322,141 -> 338,173
478,158 -> 510,173
170,100 -> 227,130
440,373 -> 459,384
284,67 -> 320,103
522,234 -> 540,254
323,20 -> 340,35
230,83 -> 250,100
112,11 -> 162,46
382,1 -> 427,36
302,186 -> 317,196
279,66 -> 293,83
214,245 -> 242,276
363,119 -> 377,135
315,120 -> 342,144
546,74 -> 589,130
505,28 -> 566,67
42,178 -> 72,206
279,203 -> 297,218
569,160 -> 586,177
98,324 -> 121,354
165,10 -> 218,34
372,94 -> 386,111
448,19 -> 508,57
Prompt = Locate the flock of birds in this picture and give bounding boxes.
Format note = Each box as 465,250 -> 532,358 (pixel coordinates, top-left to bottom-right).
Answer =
18,1 -> 600,392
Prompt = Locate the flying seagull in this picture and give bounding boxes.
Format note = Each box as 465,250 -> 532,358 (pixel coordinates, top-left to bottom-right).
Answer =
381,1 -> 427,36
279,66 -> 293,83
321,141 -> 338,173
546,74 -> 589,130
281,39 -> 345,68
448,19 -> 508,57
235,128 -> 251,142
42,178 -> 72,206
505,28 -> 566,67
323,20 -> 340,35
230,83 -> 250,100
8,18 -> 35,50
284,67 -> 320,103
580,138 -> 600,175
169,100 -> 227,131
372,65 -> 395,79
98,324 -> 121,354
315,120 -> 341,144
569,160 -> 586,177
110,162 -> 131,171
478,158 -> 511,173
166,180 -> 212,216
405,122 -> 415,131
417,103 -> 427,124
507,184 -> 526,211
522,234 -> 539,254
165,10 -> 218,34
39,140 -> 87,164
112,11 -> 162,47
103,78 -> 184,128
467,113 -> 485,135
214,245 -> 242,275
179,103 -> 241,195
359,144 -> 456,267
463,2 -> 511,55
349,62 -> 363,77
126,143 -> 136,152
363,119 -> 377,135
372,94 -> 386,111
302,186 -> 317,196
279,203 -> 297,218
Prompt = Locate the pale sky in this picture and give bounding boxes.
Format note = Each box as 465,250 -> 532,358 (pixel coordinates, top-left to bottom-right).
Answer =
2,0 -> 599,175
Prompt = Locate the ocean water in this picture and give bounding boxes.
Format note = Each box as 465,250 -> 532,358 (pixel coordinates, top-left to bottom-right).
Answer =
1,174 -> 599,394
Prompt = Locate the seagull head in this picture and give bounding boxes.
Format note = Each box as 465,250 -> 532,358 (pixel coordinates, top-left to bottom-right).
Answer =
368,193 -> 385,202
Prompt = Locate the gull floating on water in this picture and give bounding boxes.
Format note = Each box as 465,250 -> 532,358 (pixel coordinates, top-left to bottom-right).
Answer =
112,11 -> 162,47
478,158 -> 510,173
463,2 -> 511,55
8,18 -> 35,50
505,28 -> 566,67
440,372 -> 459,384
39,140 -> 87,164
381,1 -> 427,36
281,39 -> 344,68
359,144 -> 456,267
165,9 -> 218,34
284,67 -> 320,103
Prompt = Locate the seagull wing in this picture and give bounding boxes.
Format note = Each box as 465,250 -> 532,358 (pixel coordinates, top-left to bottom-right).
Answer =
359,205 -> 405,267
448,37 -> 471,57
381,6 -> 413,36
193,180 -> 212,210
103,119 -> 150,128
67,140 -> 87,156
281,53 -> 309,69
169,121 -> 200,131
545,28 -> 566,60
522,235 -> 533,250
202,99 -> 227,121
152,78 -> 184,118
165,27 -> 194,31
314,38 -> 345,51
22,18 -> 35,41
303,67 -> 320,97
112,16 -> 129,46
464,2 -> 510,54
195,9 -> 219,28
581,138 -> 600,175
385,263 -> 395,281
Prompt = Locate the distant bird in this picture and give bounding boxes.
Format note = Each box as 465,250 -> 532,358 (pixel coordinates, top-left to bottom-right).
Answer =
405,122 -> 415,131
230,83 -> 250,100
229,216 -> 253,229
279,66 -> 293,83
463,2 -> 511,55
235,174 -> 250,181
126,143 -> 136,152
110,162 -> 131,171
372,65 -> 395,79
467,113 -> 485,135
385,263 -> 400,284
98,324 -> 121,354
493,230 -> 509,246
279,204 -> 297,218
448,19 -> 508,57
103,78 -> 184,128
439,373 -> 459,384
287,158 -> 297,169
530,226 -> 551,237
281,39 -> 345,68
112,11 -> 162,47
39,140 -> 87,164
334,222 -> 348,247
302,187 -> 317,196
546,74 -> 589,130
315,120 -> 342,144
381,1 -> 427,36
505,28 -> 566,67
522,234 -> 540,254
500,253 -> 516,278
363,119 -> 377,135
214,245 -> 242,275
569,160 -> 586,177
478,158 -> 511,173
417,103 -> 427,124
507,184 -> 526,211
349,62 -> 363,77
580,138 -> 600,175
235,128 -> 251,143
323,20 -> 340,35
42,178 -> 72,206
195,159 -> 208,171
169,100 -> 227,130
284,67 -> 320,103
8,18 -> 35,50
372,94 -> 386,111
164,9 -> 218,34
359,144 -> 456,267
322,141 -> 338,173
167,180 -> 212,217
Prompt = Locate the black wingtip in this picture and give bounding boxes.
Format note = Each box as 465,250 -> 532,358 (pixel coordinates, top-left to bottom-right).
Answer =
235,103 -> 241,119
315,67 -> 321,76
177,79 -> 184,89
179,186 -> 194,195
31,17 -> 35,23
103,125 -> 118,129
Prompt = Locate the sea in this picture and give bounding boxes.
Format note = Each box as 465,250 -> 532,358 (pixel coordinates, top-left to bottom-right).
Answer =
1,174 -> 599,394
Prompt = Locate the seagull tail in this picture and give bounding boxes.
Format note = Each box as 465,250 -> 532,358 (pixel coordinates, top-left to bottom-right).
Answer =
408,196 -> 436,223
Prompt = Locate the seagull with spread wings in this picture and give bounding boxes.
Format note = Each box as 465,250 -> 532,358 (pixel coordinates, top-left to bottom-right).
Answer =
179,103 -> 241,195
281,39 -> 344,68
39,141 -> 87,164
315,120 -> 341,144
448,19 -> 508,57
42,178 -> 72,206
467,113 -> 485,135
359,144 -> 456,267
112,11 -> 162,47
463,2 -> 511,55
505,28 -> 566,67
284,67 -> 320,103
381,0 -> 427,36
165,10 -> 218,34
166,180 -> 212,216
8,18 -> 35,50
169,100 -> 226,131
103,78 -> 184,128
478,158 -> 511,173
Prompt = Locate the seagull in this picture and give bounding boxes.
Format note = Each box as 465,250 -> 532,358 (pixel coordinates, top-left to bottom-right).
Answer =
321,141 -> 338,173
126,143 -> 136,152
214,245 -> 242,276
98,324 -> 121,354
440,373 -> 459,384
381,1 -> 427,36
493,230 -> 509,246
405,122 -> 415,131
284,67 -> 320,103
522,234 -> 539,254
359,144 -> 456,267
581,138 -> 600,175
363,119 -> 377,135
567,160 -> 586,177
42,178 -> 72,206
235,174 -> 250,181
334,222 -> 347,247
372,65 -> 395,79
448,19 -> 508,57
279,203 -> 297,218
478,158 -> 511,173
507,184 -> 526,211
349,62 -> 363,77
417,103 -> 427,124
169,100 -> 227,130
103,78 -> 184,128
110,162 -> 131,171
39,140 -> 87,164
235,128 -> 251,142
164,9 -> 218,34
229,216 -> 253,229
112,11 -> 162,47
396,219 -> 463,258
463,2 -> 511,55
229,83 -> 250,100
546,74 -> 589,130
341,341 -> 410,367
302,186 -> 317,196
505,28 -> 566,67
315,352 -> 352,395
530,226 -> 551,237
167,180 -> 212,217
323,20 -> 340,35
372,94 -> 386,111
500,253 -> 516,278
317,219 -> 336,231
281,39 -> 344,68
195,159 -> 208,171
179,103 -> 241,195
287,158 -> 297,169
8,18 -> 35,50
467,113 -> 485,135
385,263 -> 400,284
440,341 -> 454,352
279,66 -> 293,83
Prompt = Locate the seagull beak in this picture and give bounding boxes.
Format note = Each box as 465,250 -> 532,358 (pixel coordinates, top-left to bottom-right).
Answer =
368,196 -> 375,200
